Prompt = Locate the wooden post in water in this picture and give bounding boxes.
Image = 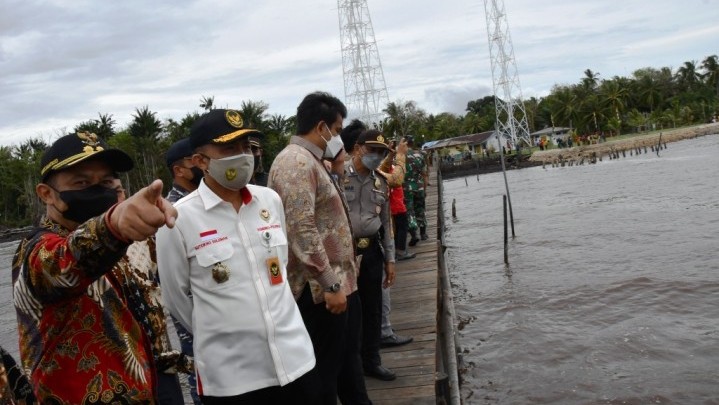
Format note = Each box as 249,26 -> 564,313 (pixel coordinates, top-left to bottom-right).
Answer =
503,195 -> 508,265
452,198 -> 457,219
465,177 -> 468,187
497,137 -> 515,237
657,132 -> 663,157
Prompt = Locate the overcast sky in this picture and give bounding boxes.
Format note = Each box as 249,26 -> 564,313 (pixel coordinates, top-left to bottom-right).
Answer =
1,0 -> 717,146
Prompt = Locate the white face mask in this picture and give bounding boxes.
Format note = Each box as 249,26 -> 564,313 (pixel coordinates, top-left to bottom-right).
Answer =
206,153 -> 254,191
322,124 -> 344,160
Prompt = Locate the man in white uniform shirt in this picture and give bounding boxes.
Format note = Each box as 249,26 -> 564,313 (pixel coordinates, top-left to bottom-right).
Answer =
156,109 -> 318,404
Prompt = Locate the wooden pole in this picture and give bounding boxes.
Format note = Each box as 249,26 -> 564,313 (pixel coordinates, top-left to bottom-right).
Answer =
503,195 -> 508,265
452,198 -> 456,219
656,132 -> 663,157
497,136 -> 516,237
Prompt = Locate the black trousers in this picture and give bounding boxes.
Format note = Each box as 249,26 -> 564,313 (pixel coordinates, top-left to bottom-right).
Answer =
338,292 -> 373,405
156,372 -> 183,405
199,367 -> 320,404
296,285 -> 370,405
393,212 -> 408,252
357,238 -> 385,369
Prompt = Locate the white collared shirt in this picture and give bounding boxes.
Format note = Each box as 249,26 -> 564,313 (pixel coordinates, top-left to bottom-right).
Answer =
156,181 -> 315,397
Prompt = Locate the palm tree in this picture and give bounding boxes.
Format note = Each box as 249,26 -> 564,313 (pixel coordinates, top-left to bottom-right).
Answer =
266,114 -> 292,136
701,55 -> 719,97
581,69 -> 601,92
676,60 -> 701,91
548,86 -> 579,129
383,100 -> 425,137
129,106 -> 163,140
96,113 -> 116,139
238,100 -> 269,130
638,75 -> 663,114
600,79 -> 628,122
128,106 -> 164,185
200,95 -> 215,112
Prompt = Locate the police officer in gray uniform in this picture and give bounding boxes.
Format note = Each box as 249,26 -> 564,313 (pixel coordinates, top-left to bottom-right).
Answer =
340,126 -> 398,381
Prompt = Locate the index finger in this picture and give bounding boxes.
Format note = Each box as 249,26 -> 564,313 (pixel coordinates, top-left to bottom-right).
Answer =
156,199 -> 178,228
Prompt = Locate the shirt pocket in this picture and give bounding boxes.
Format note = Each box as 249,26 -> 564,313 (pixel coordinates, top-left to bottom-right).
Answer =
195,242 -> 234,267
195,242 -> 236,289
370,190 -> 387,207
257,228 -> 288,283
344,191 -> 356,211
258,227 -> 288,249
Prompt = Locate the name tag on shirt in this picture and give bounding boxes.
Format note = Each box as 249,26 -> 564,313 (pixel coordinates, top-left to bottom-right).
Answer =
267,257 -> 283,285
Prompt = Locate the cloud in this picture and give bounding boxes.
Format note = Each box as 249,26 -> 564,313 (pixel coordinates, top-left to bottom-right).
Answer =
424,84 -> 493,115
0,0 -> 717,146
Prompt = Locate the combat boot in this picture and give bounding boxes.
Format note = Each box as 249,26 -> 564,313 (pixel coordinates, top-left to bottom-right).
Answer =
420,226 -> 428,241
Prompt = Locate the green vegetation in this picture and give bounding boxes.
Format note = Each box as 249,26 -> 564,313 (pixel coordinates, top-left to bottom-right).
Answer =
1,54 -> 717,227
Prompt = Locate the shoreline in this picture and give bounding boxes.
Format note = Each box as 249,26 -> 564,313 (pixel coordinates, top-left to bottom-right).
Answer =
528,123 -> 719,163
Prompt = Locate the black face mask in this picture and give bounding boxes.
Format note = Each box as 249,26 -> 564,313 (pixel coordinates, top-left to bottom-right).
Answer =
53,184 -> 118,224
189,167 -> 204,187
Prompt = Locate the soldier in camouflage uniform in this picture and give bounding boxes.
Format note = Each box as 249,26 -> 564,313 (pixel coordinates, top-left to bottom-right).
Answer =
403,136 -> 428,246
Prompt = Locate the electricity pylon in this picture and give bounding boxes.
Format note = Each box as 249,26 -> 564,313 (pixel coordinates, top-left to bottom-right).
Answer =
484,0 -> 531,148
338,0 -> 390,126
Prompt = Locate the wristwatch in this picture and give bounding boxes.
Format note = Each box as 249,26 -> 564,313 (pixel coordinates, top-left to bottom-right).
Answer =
325,282 -> 341,293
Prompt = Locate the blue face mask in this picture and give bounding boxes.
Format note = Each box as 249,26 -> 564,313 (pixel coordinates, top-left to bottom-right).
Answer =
361,153 -> 384,171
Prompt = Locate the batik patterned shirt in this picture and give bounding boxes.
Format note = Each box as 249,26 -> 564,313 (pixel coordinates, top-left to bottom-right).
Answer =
12,216 -> 156,404
268,136 -> 358,304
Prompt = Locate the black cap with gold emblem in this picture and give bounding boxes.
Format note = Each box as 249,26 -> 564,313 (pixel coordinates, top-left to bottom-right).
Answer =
190,109 -> 263,150
40,132 -> 134,182
356,129 -> 390,150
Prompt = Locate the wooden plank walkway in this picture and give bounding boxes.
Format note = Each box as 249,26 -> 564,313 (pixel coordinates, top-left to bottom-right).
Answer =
366,170 -> 440,404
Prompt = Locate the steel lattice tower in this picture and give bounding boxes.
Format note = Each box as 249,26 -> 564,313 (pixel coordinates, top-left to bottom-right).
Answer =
484,0 -> 530,148
338,0 -> 390,126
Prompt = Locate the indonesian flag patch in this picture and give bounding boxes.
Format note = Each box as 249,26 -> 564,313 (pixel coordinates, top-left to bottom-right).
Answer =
200,229 -> 218,241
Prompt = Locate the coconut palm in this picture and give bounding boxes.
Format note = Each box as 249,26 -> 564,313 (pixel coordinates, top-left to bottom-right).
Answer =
266,114 -> 292,136
128,106 -> 164,185
676,60 -> 701,91
701,55 -> 719,97
238,100 -> 269,130
547,85 -> 580,129
600,79 -> 629,122
581,69 -> 601,92
200,95 -> 215,112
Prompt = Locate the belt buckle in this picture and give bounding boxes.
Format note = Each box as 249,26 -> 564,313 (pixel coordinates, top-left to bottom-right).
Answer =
357,238 -> 370,249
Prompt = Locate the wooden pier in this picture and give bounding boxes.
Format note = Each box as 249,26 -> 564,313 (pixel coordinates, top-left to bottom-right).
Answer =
366,169 -> 454,404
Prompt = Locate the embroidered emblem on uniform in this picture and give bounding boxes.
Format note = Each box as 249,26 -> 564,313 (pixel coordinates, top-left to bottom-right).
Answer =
260,209 -> 270,222
357,238 -> 370,249
225,110 -> 244,128
77,131 -> 104,153
200,229 -> 218,241
225,167 -> 237,180
212,262 -> 230,283
267,257 -> 282,285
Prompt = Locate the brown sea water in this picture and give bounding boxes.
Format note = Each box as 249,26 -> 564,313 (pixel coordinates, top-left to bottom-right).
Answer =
443,135 -> 719,404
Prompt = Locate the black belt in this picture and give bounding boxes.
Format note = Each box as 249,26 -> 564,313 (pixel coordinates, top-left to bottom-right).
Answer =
355,235 -> 378,249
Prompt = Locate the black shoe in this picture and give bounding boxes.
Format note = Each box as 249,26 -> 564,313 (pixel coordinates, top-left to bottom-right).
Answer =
408,238 -> 419,247
420,233 -> 429,241
364,365 -> 396,381
380,333 -> 413,348
396,251 -> 416,261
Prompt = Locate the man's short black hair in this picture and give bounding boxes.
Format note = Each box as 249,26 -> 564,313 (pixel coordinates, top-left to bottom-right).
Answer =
339,119 -> 367,152
296,92 -> 347,135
